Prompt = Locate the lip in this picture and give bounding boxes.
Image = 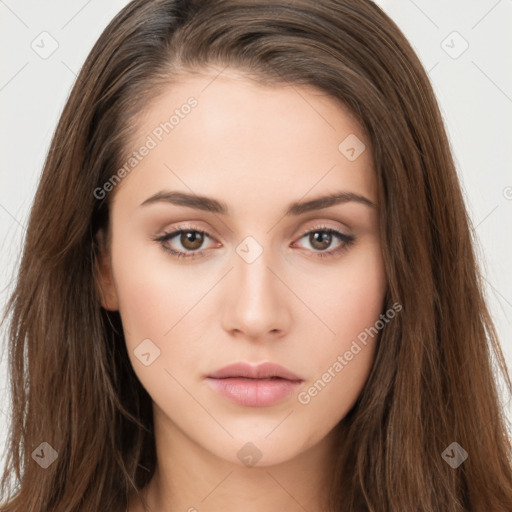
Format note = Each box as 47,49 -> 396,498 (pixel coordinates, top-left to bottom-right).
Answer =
208,362 -> 303,381
206,362 -> 304,407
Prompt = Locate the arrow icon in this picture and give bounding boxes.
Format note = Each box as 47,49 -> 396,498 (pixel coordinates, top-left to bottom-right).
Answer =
30,31 -> 59,60
31,442 -> 58,468
441,441 -> 468,468
134,339 -> 161,366
440,31 -> 469,60
237,441 -> 263,466
338,134 -> 366,161
236,236 -> 263,263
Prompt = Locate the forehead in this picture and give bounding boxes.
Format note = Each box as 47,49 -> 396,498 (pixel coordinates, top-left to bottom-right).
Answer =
111,69 -> 376,214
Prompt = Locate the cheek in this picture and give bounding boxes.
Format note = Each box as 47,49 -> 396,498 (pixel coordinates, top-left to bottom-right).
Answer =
295,244 -> 387,416
111,247 -> 211,404
110,233 -> 199,339
305,241 -> 387,346
108,234 -> 213,390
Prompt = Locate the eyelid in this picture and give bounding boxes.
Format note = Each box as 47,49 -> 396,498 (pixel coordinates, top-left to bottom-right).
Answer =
295,220 -> 351,239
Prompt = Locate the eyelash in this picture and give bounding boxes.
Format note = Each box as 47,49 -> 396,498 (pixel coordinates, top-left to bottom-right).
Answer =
152,224 -> 355,261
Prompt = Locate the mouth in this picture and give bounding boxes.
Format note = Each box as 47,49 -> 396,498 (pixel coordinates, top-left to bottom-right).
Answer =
206,362 -> 304,407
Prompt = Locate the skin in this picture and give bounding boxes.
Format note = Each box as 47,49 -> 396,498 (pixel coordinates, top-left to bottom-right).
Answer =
96,67 -> 387,512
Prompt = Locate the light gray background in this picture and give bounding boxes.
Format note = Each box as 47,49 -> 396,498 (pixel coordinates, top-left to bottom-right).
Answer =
1,0 -> 511,473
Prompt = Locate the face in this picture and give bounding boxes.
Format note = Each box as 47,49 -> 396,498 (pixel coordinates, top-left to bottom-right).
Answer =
97,68 -> 387,468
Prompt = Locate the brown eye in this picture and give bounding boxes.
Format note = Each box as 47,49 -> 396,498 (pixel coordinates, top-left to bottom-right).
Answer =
294,227 -> 355,259
154,225 -> 354,261
179,230 -> 204,251
309,231 -> 333,251
153,227 -> 215,260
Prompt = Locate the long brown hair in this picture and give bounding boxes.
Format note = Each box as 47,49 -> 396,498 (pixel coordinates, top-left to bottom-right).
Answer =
1,0 -> 511,510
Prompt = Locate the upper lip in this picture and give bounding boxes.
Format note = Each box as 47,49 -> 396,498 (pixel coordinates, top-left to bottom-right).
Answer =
207,362 -> 303,381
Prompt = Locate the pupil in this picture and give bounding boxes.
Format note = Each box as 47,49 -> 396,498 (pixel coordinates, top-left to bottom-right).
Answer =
312,232 -> 330,250
183,231 -> 203,249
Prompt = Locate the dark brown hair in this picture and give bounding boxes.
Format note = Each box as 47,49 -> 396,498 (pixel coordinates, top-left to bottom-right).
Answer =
1,0 -> 512,510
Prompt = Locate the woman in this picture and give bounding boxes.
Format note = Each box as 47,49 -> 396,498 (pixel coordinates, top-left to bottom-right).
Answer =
1,0 -> 512,510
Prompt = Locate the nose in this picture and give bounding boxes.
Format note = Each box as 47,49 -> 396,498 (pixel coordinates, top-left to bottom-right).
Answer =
221,245 -> 292,341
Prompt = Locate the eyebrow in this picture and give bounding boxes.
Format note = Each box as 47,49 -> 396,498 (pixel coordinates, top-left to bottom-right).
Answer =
140,190 -> 376,215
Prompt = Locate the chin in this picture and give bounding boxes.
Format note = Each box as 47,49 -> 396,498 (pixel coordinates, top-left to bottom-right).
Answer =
207,431 -> 315,469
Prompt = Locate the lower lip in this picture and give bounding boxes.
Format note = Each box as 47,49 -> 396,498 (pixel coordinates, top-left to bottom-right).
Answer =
206,377 -> 302,407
